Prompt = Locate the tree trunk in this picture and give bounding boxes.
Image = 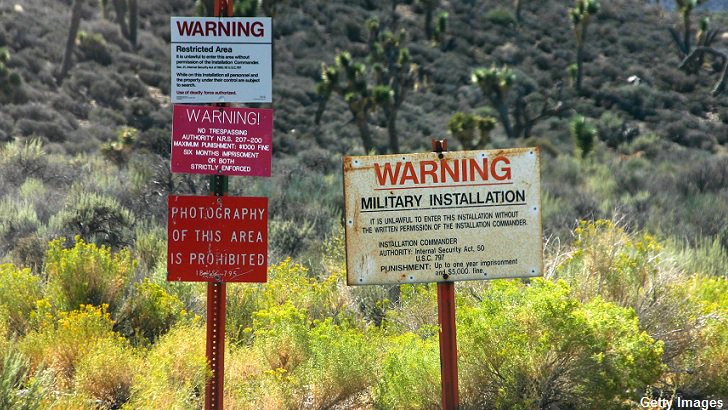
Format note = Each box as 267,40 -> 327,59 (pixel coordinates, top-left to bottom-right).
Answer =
100,0 -> 110,20
683,12 -> 691,56
576,45 -> 584,93
355,112 -> 375,153
424,8 -> 433,40
112,0 -> 129,40
494,97 -> 514,139
387,110 -> 399,154
128,0 -> 138,47
57,0 -> 84,84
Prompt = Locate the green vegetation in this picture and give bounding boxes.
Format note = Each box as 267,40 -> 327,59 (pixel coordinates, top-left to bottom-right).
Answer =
569,0 -> 600,92
0,227 -> 725,407
0,0 -> 727,407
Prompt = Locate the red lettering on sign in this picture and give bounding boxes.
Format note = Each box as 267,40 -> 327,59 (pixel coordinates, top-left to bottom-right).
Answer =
176,20 -> 265,37
373,156 -> 512,186
167,195 -> 268,283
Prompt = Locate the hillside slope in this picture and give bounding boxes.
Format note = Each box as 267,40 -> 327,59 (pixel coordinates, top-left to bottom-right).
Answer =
0,0 -> 727,256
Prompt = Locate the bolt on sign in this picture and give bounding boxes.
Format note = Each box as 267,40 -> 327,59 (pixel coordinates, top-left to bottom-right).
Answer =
171,17 -> 272,103
171,105 -> 272,176
167,195 -> 268,282
343,147 -> 542,285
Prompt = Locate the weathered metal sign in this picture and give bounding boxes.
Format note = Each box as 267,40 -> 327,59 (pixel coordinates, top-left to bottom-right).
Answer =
170,17 -> 272,103
343,147 -> 542,285
167,195 -> 268,282
171,105 -> 272,176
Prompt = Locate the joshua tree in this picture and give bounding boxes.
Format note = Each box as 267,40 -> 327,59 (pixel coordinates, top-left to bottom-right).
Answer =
432,11 -> 449,48
57,0 -> 84,84
111,0 -> 139,47
514,0 -> 525,23
0,48 -> 23,103
448,112 -> 496,150
417,0 -> 439,40
367,18 -> 421,154
680,46 -> 728,95
669,0 -> 707,57
316,52 -> 377,153
569,0 -> 600,93
316,17 -> 422,154
472,65 -> 516,139
570,115 -> 597,158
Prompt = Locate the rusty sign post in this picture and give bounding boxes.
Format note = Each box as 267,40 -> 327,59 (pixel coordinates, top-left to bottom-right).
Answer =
433,140 -> 459,409
168,0 -> 274,408
343,141 -> 542,409
206,3 -> 229,409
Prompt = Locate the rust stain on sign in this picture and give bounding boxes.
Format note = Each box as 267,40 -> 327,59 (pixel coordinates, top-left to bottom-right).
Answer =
343,147 -> 543,286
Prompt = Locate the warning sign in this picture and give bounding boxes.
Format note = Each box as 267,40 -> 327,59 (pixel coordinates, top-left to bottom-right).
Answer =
170,17 -> 272,103
171,105 -> 272,176
343,148 -> 542,285
167,195 -> 268,283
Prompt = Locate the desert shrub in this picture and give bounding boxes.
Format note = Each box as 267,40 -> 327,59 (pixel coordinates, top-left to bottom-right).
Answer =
485,8 -> 516,27
18,177 -> 54,224
0,264 -> 42,335
10,234 -> 47,278
0,139 -> 48,187
226,283 -> 264,346
14,118 -> 70,143
76,31 -> 112,66
602,84 -> 661,120
0,308 -> 9,362
123,97 -> 162,131
115,278 -> 186,344
0,46 -> 25,104
49,192 -> 136,249
556,220 -> 667,307
373,333 -> 440,409
350,284 -> 391,327
133,223 -> 167,273
20,304 -> 118,386
659,275 -> 728,400
383,283 -> 438,338
44,236 -> 136,313
228,259 -> 349,345
88,106 -> 127,128
595,111 -> 637,148
675,154 -> 728,195
553,220 -> 705,365
125,322 -> 209,409
301,318 -> 378,408
89,76 -> 125,109
666,235 -> 728,278
268,217 -> 315,258
252,302 -> 311,373
0,198 -> 41,255
227,366 -> 302,410
669,193 -> 728,247
0,350 -> 52,410
101,125 -> 137,166
74,338 -> 140,408
458,279 -> 664,409
623,132 -> 670,160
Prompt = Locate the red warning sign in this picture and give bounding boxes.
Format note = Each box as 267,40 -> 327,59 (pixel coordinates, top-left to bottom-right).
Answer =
171,105 -> 272,177
167,195 -> 268,282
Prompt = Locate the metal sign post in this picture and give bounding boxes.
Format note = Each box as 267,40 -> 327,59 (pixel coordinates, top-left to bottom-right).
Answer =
205,4 -> 230,410
343,138 -> 542,409
432,140 -> 459,409
168,0 -> 272,408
